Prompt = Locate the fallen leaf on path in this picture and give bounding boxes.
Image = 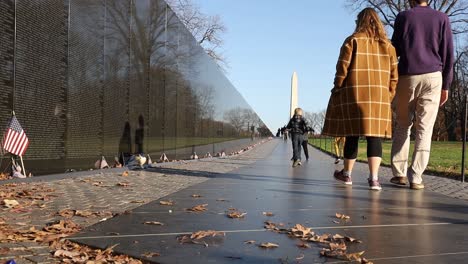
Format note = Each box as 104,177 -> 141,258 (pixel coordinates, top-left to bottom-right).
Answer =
2,199 -> 19,208
244,240 -> 256,244
54,249 -> 80,258
227,211 -> 246,218
259,242 -> 279,248
159,200 -> 174,206
345,236 -> 362,243
144,221 -> 164,225
297,242 -> 311,248
191,194 -> 202,198
262,212 -> 274,217
122,171 -> 129,177
130,200 -> 146,203
142,252 -> 160,258
335,213 -> 350,220
329,242 -> 347,251
117,182 -> 130,187
186,204 -> 208,212
75,210 -> 94,217
290,224 -> 313,238
296,254 -> 305,260
361,257 -> 374,263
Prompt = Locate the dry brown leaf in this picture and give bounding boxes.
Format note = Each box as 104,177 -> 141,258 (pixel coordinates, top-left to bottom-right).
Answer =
329,242 -> 347,251
332,234 -> 345,240
92,181 -> 103,186
186,204 -> 208,212
244,240 -> 256,244
262,211 -> 274,217
159,200 -> 174,206
345,236 -> 362,243
54,249 -> 80,258
296,254 -> 305,260
2,199 -> 19,208
142,252 -> 160,258
191,194 -> 202,198
290,224 -> 313,238
297,242 -> 311,248
144,221 -> 164,226
227,211 -> 246,218
335,213 -> 350,220
190,230 -> 225,240
75,210 -> 94,217
264,221 -> 277,230
130,200 -> 146,203
259,242 -> 279,248
117,182 -> 130,187
122,171 -> 129,177
361,257 -> 374,264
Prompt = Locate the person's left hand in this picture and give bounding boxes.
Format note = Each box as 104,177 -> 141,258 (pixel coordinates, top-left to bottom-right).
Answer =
440,90 -> 448,106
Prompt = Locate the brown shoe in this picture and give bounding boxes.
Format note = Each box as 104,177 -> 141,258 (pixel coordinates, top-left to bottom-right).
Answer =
390,176 -> 408,185
333,170 -> 352,185
410,183 -> 425,190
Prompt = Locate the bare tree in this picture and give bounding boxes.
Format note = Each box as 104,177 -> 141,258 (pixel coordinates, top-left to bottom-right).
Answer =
345,0 -> 468,34
167,0 -> 228,69
304,110 -> 326,134
223,107 -> 246,135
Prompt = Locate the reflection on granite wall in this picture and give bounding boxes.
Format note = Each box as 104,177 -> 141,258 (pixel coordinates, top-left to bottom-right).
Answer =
0,0 -> 270,175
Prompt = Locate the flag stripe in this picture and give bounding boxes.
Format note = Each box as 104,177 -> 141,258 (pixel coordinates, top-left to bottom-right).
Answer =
12,132 -> 26,154
4,129 -> 12,148
16,135 -> 27,155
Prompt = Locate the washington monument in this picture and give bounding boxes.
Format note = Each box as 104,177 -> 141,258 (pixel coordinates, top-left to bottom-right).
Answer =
290,71 -> 298,118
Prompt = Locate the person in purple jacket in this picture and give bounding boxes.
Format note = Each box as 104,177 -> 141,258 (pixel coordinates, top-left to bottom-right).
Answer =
390,0 -> 454,190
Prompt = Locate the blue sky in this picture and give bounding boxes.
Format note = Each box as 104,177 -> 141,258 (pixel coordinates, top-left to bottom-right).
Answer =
194,0 -> 358,131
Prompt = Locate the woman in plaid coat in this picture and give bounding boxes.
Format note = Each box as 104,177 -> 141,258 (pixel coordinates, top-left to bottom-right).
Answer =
322,8 -> 398,190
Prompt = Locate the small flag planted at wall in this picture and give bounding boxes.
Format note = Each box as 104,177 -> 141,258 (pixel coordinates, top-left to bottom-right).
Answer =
2,115 -> 29,156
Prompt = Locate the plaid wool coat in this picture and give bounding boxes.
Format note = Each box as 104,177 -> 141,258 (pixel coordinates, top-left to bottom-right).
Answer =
322,33 -> 398,138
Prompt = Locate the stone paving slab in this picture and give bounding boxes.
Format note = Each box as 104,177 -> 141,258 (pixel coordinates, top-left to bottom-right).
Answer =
71,140 -> 468,263
0,139 -> 276,263
2,138 -> 468,263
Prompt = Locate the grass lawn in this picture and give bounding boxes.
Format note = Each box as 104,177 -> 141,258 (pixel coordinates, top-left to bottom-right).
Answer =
309,137 -> 467,179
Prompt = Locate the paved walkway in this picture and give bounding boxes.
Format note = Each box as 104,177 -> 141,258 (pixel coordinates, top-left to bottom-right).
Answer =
1,139 -> 468,263
71,139 -> 467,263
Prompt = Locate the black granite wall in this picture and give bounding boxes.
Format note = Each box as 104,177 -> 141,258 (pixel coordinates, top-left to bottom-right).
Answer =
0,0 -> 268,175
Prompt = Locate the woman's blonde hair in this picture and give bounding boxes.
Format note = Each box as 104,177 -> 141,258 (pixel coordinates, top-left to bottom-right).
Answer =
355,8 -> 388,42
294,108 -> 303,116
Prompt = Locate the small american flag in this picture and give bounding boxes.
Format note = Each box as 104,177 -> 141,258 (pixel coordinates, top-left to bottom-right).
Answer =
2,115 -> 29,156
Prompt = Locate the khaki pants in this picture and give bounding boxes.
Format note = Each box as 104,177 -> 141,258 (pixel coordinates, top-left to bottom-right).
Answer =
391,72 -> 442,184
334,137 -> 346,158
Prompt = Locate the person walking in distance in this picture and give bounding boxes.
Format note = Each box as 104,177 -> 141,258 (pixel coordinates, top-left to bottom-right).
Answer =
390,0 -> 454,190
287,108 -> 309,167
322,8 -> 398,190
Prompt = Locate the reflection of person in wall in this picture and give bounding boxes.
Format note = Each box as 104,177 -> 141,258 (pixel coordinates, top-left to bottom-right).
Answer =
250,125 -> 255,141
119,122 -> 132,165
135,115 -> 145,154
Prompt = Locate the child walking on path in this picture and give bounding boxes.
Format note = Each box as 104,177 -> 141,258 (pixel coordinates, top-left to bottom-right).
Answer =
287,108 -> 309,167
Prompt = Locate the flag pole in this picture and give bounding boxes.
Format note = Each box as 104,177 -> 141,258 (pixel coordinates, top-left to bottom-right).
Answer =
19,155 -> 26,177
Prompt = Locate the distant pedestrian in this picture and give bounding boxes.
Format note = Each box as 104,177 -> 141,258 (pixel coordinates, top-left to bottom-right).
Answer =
287,108 -> 309,167
302,126 -> 315,161
390,0 -> 454,190
322,8 -> 398,190
333,137 -> 345,164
